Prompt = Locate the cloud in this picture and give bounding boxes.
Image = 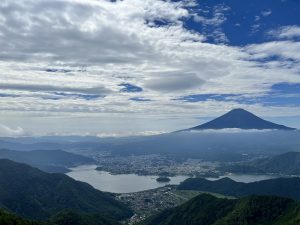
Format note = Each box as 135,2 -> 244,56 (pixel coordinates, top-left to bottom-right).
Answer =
0,124 -> 27,137
119,83 -> 143,93
0,0 -> 299,135
261,9 -> 272,17
0,0 -> 195,64
193,3 -> 230,43
245,41 -> 300,62
187,128 -> 277,134
130,97 -> 152,102
0,83 -> 111,96
268,26 -> 300,40
145,72 -> 205,92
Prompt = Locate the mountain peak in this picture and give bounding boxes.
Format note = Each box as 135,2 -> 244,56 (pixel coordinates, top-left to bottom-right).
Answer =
188,108 -> 295,131
229,108 -> 249,113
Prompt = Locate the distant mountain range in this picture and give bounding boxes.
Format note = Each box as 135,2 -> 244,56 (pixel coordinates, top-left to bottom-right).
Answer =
178,177 -> 300,201
97,109 -> 299,159
106,130 -> 300,160
0,149 -> 95,173
0,159 -> 132,221
0,109 -> 298,161
223,152 -> 300,175
143,194 -> 300,225
184,108 -> 295,131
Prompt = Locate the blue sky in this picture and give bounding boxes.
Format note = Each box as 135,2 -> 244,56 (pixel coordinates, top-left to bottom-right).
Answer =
0,0 -> 299,136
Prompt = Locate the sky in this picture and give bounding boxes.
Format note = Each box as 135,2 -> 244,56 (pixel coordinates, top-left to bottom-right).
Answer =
0,0 -> 300,137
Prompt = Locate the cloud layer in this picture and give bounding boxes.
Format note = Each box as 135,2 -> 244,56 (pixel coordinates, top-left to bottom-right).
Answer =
0,0 -> 299,136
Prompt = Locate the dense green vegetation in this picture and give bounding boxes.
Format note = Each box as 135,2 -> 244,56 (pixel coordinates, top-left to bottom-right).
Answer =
0,149 -> 95,173
0,208 -> 121,225
178,177 -> 300,200
156,177 -> 171,182
214,196 -> 294,225
0,208 -> 41,225
0,159 -> 132,221
142,194 -> 300,225
48,210 -> 120,225
142,194 -> 236,225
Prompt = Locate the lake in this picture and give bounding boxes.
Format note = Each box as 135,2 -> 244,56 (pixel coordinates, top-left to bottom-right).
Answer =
67,165 -> 280,193
67,165 -> 189,193
207,174 -> 279,183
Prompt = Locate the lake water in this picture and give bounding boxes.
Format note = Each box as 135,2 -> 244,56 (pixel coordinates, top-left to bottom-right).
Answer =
67,165 -> 189,193
207,174 -> 279,183
67,165 -> 280,193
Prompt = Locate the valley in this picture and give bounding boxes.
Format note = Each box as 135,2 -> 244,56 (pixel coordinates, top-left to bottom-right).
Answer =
117,186 -> 232,225
93,154 -> 221,177
1,109 -> 300,225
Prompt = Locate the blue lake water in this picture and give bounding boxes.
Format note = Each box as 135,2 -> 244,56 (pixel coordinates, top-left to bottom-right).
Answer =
67,165 -> 280,193
207,174 -> 279,183
67,165 -> 189,193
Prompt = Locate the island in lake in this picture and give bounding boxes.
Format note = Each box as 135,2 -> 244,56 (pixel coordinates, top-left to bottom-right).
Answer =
156,177 -> 171,183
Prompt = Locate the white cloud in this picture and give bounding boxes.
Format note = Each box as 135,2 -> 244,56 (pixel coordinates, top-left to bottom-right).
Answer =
0,0 -> 299,136
145,72 -> 205,92
0,124 -> 27,137
245,41 -> 300,62
193,4 -> 230,43
187,128 -> 277,134
261,9 -> 272,17
268,26 -> 300,39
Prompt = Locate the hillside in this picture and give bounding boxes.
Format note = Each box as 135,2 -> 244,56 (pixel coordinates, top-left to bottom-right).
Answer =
0,159 -> 132,220
0,208 -> 41,225
142,194 -> 300,225
253,152 -> 300,175
0,149 -> 95,173
223,152 -> 300,175
0,208 -> 121,225
49,210 -> 121,225
178,177 -> 300,200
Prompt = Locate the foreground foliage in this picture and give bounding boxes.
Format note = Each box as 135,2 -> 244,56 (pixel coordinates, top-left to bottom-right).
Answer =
142,194 -> 300,225
0,159 -> 132,220
0,209 -> 121,225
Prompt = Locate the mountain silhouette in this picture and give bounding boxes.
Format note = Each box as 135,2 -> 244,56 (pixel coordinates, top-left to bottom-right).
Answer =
187,108 -> 295,130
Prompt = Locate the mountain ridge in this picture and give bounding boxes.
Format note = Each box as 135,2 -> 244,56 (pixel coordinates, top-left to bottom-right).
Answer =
142,194 -> 300,225
183,108 -> 295,131
0,159 -> 132,220
0,149 -> 96,173
178,177 -> 300,200
223,151 -> 300,175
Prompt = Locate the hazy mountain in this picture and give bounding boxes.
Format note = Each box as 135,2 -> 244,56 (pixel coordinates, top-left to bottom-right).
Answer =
104,109 -> 299,159
254,152 -> 300,174
178,177 -> 300,200
142,194 -> 300,225
108,130 -> 300,160
0,138 -> 112,152
223,152 -> 300,175
0,109 -> 298,161
0,159 -> 132,220
185,108 -> 295,130
0,149 -> 95,173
